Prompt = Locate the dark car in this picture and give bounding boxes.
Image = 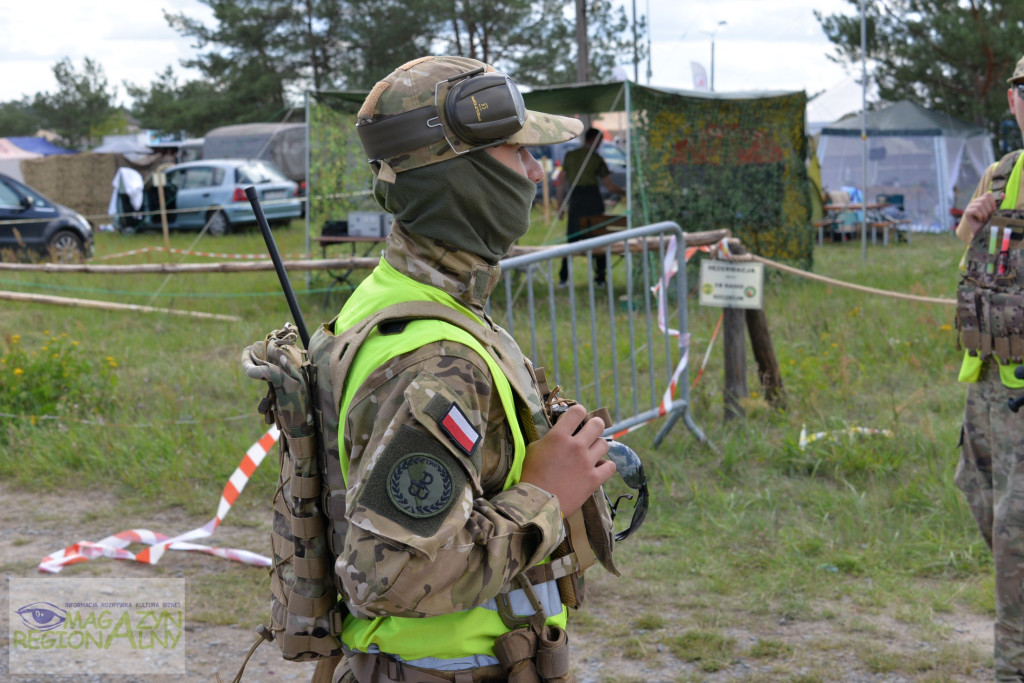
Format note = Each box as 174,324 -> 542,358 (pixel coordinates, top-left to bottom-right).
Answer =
0,173 -> 94,262
116,159 -> 303,236
595,141 -> 628,199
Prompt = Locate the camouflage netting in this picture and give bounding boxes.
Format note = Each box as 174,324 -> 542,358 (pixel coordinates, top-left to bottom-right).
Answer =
307,93 -> 376,233
629,84 -> 812,269
21,153 -> 168,228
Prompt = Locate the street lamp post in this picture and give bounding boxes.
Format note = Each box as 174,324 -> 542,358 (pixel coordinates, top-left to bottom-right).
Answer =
707,20 -> 726,91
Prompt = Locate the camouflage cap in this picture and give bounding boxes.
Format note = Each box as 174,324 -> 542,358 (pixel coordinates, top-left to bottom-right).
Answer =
1009,55 -> 1024,84
356,56 -> 583,182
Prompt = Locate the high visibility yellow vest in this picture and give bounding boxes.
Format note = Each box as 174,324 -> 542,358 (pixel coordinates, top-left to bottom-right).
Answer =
959,151 -> 1024,387
334,258 -> 566,666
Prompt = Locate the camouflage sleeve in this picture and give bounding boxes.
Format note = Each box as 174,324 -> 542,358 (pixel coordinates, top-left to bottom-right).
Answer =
339,338 -> 565,619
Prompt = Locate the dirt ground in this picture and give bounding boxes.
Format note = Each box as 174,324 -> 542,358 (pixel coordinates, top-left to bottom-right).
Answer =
0,480 -> 996,682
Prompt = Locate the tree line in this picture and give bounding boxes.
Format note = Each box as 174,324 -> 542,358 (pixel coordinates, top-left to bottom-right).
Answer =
0,0 -> 641,151
4,2 -> 1022,155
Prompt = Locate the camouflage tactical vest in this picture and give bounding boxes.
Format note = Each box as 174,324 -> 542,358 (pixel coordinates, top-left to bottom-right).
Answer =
241,295 -> 617,671
956,150 -> 1024,364
240,301 -> 507,663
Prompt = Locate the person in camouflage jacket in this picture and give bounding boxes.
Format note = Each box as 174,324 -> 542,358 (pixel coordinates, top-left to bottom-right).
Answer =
321,56 -> 618,683
955,53 -> 1024,682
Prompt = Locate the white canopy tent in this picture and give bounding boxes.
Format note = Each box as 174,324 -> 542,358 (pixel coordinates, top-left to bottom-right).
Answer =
806,76 -> 878,136
817,100 -> 994,232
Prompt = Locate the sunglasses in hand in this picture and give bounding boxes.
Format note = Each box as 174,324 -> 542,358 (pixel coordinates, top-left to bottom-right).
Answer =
604,440 -> 649,542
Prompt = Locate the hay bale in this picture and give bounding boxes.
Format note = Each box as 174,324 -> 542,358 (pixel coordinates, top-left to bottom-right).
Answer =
22,153 -> 121,227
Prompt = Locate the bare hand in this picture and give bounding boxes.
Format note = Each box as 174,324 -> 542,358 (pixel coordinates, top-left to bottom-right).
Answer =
519,404 -> 616,517
962,191 -> 1002,237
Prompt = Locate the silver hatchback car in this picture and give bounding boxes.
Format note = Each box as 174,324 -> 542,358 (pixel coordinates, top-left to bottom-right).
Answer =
117,159 -> 303,236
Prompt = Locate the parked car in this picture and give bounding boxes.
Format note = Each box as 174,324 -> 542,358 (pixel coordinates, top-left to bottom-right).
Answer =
0,172 -> 94,262
529,141 -> 628,203
116,159 -> 303,236
595,141 -> 628,200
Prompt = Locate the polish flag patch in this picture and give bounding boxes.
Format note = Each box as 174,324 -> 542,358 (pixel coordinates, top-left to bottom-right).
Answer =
439,402 -> 481,456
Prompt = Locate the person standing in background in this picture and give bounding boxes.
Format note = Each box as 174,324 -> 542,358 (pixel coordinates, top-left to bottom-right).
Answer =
556,127 -> 626,287
954,53 -> 1024,682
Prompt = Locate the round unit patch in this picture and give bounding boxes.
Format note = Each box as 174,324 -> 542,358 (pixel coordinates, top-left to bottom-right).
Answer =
387,453 -> 455,518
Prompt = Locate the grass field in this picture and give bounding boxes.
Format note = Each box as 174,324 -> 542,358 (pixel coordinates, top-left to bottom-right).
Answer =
0,211 -> 997,680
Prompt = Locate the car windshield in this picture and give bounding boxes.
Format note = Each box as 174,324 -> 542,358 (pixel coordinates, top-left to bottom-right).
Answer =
0,176 -> 50,209
600,144 -> 626,164
236,162 -> 288,184
0,179 -> 22,208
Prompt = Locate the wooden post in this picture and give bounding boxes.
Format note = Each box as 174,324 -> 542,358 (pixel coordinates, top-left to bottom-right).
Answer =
718,238 -> 785,417
722,307 -> 747,420
746,308 -> 785,406
154,168 -> 171,250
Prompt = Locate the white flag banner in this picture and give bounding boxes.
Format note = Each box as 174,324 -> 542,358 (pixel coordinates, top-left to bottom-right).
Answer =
690,62 -> 709,91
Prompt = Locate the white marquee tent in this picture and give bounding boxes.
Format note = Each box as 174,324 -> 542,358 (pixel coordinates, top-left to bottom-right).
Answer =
806,76 -> 878,136
816,100 -> 994,232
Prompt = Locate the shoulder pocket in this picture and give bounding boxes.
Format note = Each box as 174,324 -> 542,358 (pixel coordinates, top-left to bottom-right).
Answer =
406,369 -> 488,491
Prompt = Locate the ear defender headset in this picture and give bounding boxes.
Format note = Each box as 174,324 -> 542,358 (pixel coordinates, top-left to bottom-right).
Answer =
357,66 -> 528,164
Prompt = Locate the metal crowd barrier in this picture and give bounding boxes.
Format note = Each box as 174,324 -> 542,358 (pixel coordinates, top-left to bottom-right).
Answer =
494,222 -> 709,449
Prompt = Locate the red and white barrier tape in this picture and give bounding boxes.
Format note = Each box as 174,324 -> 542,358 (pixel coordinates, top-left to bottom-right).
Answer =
38,426 -> 281,573
610,241 -> 708,440
690,312 -> 724,391
165,248 -> 308,260
94,247 -> 307,261
93,246 -> 165,260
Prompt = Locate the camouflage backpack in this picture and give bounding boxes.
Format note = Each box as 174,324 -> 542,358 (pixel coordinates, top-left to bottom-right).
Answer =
956,150 -> 1024,363
238,300 -> 517,666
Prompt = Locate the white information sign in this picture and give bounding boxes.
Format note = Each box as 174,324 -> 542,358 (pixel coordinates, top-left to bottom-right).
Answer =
698,260 -> 764,310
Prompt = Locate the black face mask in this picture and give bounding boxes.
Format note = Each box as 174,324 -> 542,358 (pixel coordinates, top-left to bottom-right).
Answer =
374,150 -> 537,264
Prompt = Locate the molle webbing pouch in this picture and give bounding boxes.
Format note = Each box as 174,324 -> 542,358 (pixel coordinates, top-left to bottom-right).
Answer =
956,212 -> 1024,364
493,624 -> 572,683
241,324 -> 345,661
241,304 -> 491,663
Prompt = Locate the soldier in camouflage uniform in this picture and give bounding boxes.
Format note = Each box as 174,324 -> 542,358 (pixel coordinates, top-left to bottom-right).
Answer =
955,54 -> 1024,682
320,56 -> 619,683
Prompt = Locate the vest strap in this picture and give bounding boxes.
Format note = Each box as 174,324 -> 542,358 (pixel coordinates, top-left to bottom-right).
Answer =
292,553 -> 332,580
344,649 -> 507,682
289,472 -> 321,499
494,574 -> 548,630
291,513 -> 325,539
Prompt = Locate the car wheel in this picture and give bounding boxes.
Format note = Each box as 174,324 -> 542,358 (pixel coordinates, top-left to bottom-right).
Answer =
48,230 -> 85,263
207,211 -> 231,236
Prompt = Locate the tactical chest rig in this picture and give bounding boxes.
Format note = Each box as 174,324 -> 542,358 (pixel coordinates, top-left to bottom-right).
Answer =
956,150 -> 1024,364
241,300 -> 616,678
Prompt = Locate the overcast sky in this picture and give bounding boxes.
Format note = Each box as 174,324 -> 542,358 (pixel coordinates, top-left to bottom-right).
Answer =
0,0 -> 858,107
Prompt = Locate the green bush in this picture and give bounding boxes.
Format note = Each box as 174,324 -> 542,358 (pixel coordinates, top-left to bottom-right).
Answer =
0,331 -> 118,422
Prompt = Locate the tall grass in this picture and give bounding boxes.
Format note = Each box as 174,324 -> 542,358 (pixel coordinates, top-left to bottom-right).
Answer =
1,214 -> 995,676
